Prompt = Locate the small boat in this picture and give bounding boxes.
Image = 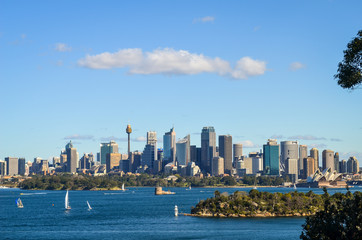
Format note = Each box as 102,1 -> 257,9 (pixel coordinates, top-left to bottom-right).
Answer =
174,205 -> 178,217
186,186 -> 191,190
16,198 -> 24,208
65,190 -> 71,210
122,183 -> 125,191
253,186 -> 257,190
87,201 -> 92,210
293,184 -> 297,190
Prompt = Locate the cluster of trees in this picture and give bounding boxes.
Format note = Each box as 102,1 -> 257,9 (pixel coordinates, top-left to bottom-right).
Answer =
18,174 -> 290,190
191,189 -> 325,217
301,190 -> 362,240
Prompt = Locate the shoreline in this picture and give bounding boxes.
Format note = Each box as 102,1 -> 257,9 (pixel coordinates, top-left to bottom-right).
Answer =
183,212 -> 313,218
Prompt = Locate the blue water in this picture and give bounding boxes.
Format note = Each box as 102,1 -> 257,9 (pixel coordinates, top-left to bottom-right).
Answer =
1,187 -> 359,239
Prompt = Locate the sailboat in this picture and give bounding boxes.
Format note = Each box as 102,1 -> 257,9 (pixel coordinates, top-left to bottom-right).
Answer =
16,198 -> 24,208
65,190 -> 71,210
253,176 -> 257,190
87,201 -> 92,210
293,184 -> 297,190
174,205 -> 178,217
122,183 -> 125,191
186,185 -> 191,190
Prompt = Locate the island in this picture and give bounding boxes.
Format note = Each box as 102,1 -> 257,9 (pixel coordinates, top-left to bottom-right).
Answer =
187,189 -> 331,217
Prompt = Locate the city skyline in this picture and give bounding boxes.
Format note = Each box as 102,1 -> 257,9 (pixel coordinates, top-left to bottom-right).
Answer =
1,1 -> 361,164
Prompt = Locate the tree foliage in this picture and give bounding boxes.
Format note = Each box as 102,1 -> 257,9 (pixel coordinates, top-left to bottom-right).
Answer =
335,30 -> 362,89
300,190 -> 362,240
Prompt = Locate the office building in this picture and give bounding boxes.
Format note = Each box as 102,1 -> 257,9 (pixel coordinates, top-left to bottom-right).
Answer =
201,127 -> 216,173
286,158 -> 298,182
106,153 -> 122,173
176,135 -> 190,166
322,150 -> 334,171
233,143 -> 243,162
263,139 -> 280,175
18,158 -> 26,175
5,157 -> 18,176
100,140 -> 119,165
347,156 -> 359,174
299,145 -> 308,175
163,127 -> 176,164
0,160 -> 6,176
212,156 -> 224,176
80,153 -> 94,170
66,141 -> 78,173
339,159 -> 347,174
334,152 -> 339,173
142,131 -> 157,168
303,157 -> 315,179
310,148 -> 319,171
190,145 -> 197,163
280,141 -> 298,173
252,156 -> 263,174
219,135 -> 232,174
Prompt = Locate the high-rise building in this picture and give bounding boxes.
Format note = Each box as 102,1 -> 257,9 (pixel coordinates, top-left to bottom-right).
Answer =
299,145 -> 308,175
163,127 -> 176,164
233,143 -> 243,162
347,156 -> 359,174
263,139 -> 280,175
18,158 -> 26,175
106,153 -> 122,173
190,145 -> 197,163
80,153 -> 94,170
286,158 -> 298,182
219,135 -> 233,174
5,157 -> 18,176
100,140 -> 119,165
310,148 -> 319,171
0,160 -> 7,176
212,156 -> 224,176
322,150 -> 334,171
280,141 -> 298,173
176,135 -> 190,166
142,131 -> 157,168
65,141 -> 78,173
334,152 -> 340,173
126,124 -> 132,156
303,157 -> 315,179
201,127 -> 216,173
339,159 -> 347,173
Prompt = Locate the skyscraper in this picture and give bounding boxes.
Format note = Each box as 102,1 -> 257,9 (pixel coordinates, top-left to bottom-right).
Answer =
310,148 -> 319,171
163,127 -> 176,164
126,124 -> 132,155
5,157 -> 18,176
212,156 -> 224,176
100,140 -> 119,165
0,160 -> 7,176
334,152 -> 339,173
339,159 -> 347,173
176,135 -> 190,166
303,157 -> 315,179
201,127 -> 216,173
263,139 -> 280,175
299,145 -> 308,175
18,158 -> 26,175
233,143 -> 243,162
322,149 -> 334,171
219,135 -> 233,174
280,141 -> 298,173
65,141 -> 78,173
347,156 -> 359,174
142,131 -> 157,168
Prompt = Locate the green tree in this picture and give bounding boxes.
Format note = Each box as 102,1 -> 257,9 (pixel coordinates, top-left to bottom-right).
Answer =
335,30 -> 362,89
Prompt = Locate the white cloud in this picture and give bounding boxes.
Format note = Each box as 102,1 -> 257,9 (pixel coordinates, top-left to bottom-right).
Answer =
55,43 -> 72,52
64,134 -> 94,140
289,62 -> 305,71
270,134 -> 284,139
239,140 -> 260,148
78,48 -> 267,80
288,135 -> 326,141
339,152 -> 362,161
135,136 -> 146,142
193,16 -> 215,23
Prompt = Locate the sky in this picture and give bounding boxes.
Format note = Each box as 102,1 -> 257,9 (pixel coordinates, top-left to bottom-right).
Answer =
0,0 -> 361,165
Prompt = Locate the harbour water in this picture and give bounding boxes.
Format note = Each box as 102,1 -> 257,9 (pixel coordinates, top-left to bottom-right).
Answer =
0,187 -> 358,239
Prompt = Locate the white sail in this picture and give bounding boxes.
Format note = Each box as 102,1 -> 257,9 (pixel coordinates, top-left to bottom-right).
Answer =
174,205 -> 178,217
65,190 -> 71,210
87,201 -> 92,210
122,183 -> 125,191
293,184 -> 297,190
17,198 -> 23,208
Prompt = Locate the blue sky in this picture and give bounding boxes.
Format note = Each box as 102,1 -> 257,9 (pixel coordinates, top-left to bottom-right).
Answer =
1,0 -> 361,165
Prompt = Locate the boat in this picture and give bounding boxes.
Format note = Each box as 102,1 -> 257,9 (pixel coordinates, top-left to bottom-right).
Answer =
87,201 -> 92,210
186,186 -> 191,190
65,190 -> 71,210
293,184 -> 297,190
174,205 -> 178,217
122,183 -> 125,191
16,198 -> 23,208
